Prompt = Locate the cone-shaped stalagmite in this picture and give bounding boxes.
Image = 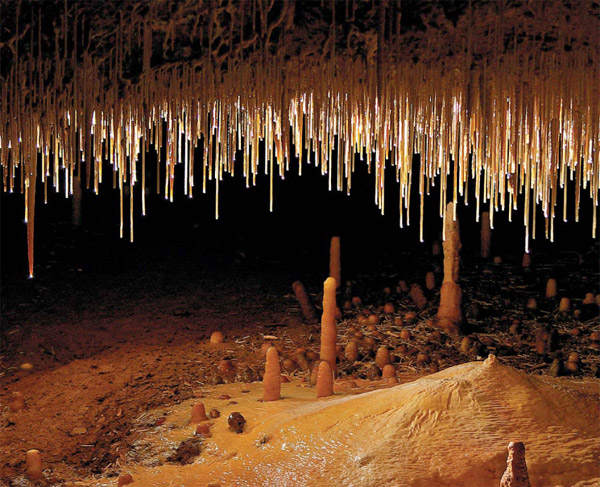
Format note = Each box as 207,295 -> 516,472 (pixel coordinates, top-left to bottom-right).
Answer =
292,281 -> 318,324
190,403 -> 208,423
320,277 -> 338,376
263,347 -> 281,401
546,279 -> 558,299
436,203 -> 462,334
329,236 -> 341,289
316,360 -> 334,398
500,441 -> 530,487
26,449 -> 43,480
480,211 -> 491,258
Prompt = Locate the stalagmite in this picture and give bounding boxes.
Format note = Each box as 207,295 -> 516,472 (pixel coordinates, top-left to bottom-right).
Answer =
190,403 -> 208,423
559,297 -> 571,312
432,241 -> 442,256
522,253 -> 532,268
263,347 -> 281,401
382,364 -> 397,383
480,212 -> 491,259
425,272 -> 436,290
209,331 -> 224,344
316,360 -> 334,398
25,449 -> 43,480
329,236 -> 341,289
375,346 -> 391,369
344,341 -> 359,362
546,279 -> 558,299
409,284 -> 428,310
500,441 -> 530,487
117,473 -> 134,486
435,203 -> 462,334
292,281 -> 317,324
320,277 -> 338,376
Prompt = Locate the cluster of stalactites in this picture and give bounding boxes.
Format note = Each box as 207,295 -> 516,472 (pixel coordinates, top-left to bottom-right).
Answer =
1,43 -> 599,277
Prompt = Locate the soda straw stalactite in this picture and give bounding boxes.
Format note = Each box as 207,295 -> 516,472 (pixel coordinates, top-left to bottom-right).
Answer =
320,277 -> 338,377
480,212 -> 491,259
0,2 -> 598,276
329,236 -> 341,289
436,203 -> 463,334
263,347 -> 281,401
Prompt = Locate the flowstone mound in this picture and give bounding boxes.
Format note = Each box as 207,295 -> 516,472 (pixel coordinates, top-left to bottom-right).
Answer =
86,357 -> 600,487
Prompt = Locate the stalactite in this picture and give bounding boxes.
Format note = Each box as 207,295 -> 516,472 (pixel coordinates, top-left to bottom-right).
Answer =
0,2 -> 598,275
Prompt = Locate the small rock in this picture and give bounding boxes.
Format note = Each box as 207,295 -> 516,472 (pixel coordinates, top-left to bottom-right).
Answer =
118,474 -> 134,486
228,412 -> 246,433
548,359 -> 563,377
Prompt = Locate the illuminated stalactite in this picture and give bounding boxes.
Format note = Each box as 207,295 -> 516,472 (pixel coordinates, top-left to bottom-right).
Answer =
0,1 -> 598,275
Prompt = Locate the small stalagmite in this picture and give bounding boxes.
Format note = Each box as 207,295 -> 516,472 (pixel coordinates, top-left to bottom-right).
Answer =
292,281 -> 318,324
559,297 -> 571,312
344,341 -> 359,362
500,441 -> 530,487
409,284 -> 428,310
263,347 -> 281,401
26,449 -> 43,480
375,346 -> 391,369
316,360 -> 334,398
546,278 -> 558,299
190,403 -> 208,423
329,236 -> 341,289
435,203 -> 462,334
432,240 -> 442,256
117,473 -> 134,486
382,364 -> 398,383
320,277 -> 338,376
210,331 -> 224,344
522,252 -> 532,268
425,272 -> 436,290
480,211 -> 491,259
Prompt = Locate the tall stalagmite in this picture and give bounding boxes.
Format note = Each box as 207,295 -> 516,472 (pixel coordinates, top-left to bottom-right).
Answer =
320,277 -> 338,376
500,441 -> 531,487
329,236 -> 341,289
436,203 -> 462,334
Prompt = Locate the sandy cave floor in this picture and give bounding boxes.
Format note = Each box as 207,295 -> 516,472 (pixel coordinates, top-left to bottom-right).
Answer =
1,225 -> 599,487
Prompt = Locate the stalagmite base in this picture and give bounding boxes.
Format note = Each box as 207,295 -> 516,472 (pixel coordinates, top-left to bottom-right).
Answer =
316,360 -> 334,398
263,347 -> 281,401
320,277 -> 338,376
436,203 -> 463,334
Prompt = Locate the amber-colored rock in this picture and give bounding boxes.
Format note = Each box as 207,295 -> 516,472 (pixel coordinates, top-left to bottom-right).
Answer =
500,441 -> 530,487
